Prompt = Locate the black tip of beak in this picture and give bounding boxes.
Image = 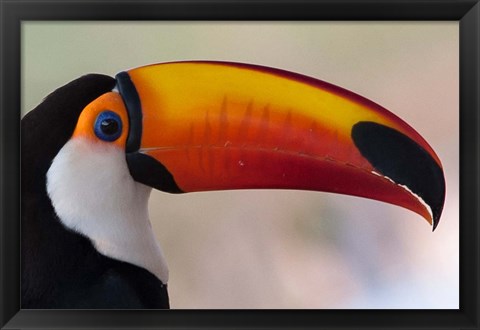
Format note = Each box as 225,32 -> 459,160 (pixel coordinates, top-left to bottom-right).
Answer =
352,122 -> 446,231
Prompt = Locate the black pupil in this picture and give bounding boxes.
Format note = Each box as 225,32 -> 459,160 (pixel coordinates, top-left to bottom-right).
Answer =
101,118 -> 119,135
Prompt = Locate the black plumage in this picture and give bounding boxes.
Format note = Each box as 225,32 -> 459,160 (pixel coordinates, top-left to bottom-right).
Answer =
21,75 -> 169,309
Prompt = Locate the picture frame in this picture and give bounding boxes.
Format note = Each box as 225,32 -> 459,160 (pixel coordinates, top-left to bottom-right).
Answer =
1,0 -> 478,329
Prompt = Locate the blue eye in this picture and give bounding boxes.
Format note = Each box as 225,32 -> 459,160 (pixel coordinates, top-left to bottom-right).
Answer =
94,111 -> 122,142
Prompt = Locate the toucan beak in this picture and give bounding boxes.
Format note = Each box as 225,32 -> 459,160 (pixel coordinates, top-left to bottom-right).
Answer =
117,61 -> 445,230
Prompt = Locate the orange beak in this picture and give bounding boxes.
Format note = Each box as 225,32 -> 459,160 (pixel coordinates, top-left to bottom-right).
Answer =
117,61 -> 445,230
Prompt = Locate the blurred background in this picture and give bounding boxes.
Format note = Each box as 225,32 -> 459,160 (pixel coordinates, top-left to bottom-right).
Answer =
22,22 -> 458,309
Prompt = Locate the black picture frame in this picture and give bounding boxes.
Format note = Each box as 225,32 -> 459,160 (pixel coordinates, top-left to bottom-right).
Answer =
1,0 -> 478,329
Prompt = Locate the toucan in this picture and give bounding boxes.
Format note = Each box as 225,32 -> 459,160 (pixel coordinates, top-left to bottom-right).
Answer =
21,61 -> 446,309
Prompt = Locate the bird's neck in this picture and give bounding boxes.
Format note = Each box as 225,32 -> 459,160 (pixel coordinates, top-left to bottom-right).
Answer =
45,138 -> 169,283
91,213 -> 170,285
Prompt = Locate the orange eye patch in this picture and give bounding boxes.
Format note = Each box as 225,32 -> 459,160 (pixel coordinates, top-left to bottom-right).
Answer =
73,92 -> 130,149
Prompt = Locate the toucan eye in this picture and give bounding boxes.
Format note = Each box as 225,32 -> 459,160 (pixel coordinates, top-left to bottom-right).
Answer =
94,111 -> 122,142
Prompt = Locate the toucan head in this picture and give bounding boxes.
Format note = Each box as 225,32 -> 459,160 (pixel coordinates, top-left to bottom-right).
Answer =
23,61 -> 446,283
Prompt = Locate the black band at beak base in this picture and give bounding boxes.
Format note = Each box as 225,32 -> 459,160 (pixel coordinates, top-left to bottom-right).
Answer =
116,71 -> 142,153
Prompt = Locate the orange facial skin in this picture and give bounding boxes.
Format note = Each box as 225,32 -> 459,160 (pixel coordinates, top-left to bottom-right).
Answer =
73,92 -> 129,148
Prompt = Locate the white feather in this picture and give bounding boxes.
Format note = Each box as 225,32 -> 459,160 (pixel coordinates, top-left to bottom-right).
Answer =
46,137 -> 169,283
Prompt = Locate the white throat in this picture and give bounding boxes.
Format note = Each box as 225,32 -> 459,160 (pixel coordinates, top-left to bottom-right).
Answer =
46,138 -> 169,283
